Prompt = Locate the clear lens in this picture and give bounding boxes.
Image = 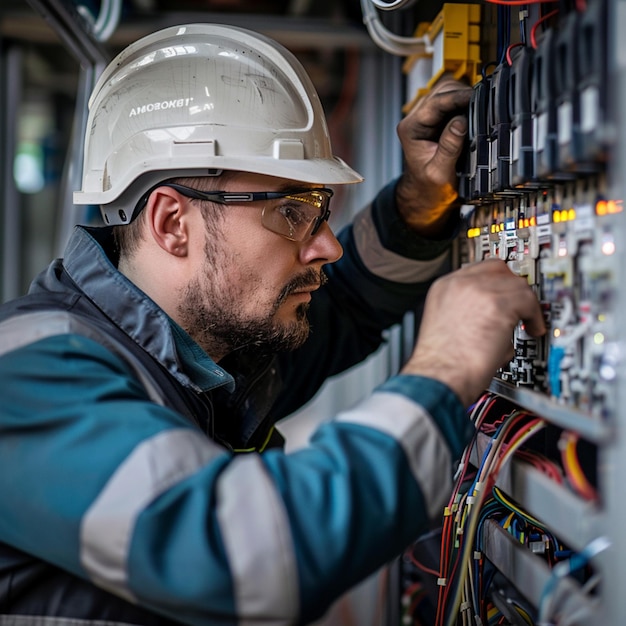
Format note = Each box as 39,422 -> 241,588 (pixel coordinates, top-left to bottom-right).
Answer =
261,190 -> 331,241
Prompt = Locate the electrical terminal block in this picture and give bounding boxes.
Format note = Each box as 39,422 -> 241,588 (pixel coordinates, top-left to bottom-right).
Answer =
402,3 -> 481,113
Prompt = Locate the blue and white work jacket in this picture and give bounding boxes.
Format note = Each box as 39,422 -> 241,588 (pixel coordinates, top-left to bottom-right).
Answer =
0,181 -> 474,626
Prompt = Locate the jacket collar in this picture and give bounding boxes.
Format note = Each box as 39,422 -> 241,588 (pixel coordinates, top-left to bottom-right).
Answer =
62,225 -> 234,393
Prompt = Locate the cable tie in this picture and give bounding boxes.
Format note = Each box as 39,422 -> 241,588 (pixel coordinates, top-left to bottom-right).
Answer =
460,601 -> 471,612
474,551 -> 482,560
437,577 -> 447,586
473,482 -> 483,494
467,495 -> 475,505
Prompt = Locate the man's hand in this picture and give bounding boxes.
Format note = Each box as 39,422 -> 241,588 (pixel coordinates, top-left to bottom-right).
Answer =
396,79 -> 473,238
401,259 -> 546,407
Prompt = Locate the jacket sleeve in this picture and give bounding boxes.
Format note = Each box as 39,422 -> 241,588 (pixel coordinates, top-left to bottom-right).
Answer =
272,178 -> 457,418
0,333 -> 473,626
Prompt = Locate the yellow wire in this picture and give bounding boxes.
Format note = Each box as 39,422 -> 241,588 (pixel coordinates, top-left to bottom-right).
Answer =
564,435 -> 595,496
513,602 -> 534,625
502,511 -> 515,530
444,421 -> 546,626
493,486 -> 546,528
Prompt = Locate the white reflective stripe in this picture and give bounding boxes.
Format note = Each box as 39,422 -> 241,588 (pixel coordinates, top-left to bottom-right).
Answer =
336,392 -> 453,520
216,455 -> 299,625
80,428 -> 223,599
0,311 -> 75,355
353,204 -> 450,283
0,312 -> 165,406
0,616 -> 131,626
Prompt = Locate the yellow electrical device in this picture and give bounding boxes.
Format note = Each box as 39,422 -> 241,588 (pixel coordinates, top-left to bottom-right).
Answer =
403,3 -> 482,113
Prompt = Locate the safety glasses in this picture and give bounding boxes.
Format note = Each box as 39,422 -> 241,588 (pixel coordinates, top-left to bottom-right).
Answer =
159,182 -> 335,242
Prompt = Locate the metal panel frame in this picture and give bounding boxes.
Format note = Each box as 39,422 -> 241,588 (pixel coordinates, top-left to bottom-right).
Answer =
0,43 -> 22,302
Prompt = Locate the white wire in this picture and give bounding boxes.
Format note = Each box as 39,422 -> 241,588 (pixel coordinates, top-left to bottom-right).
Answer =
94,0 -> 122,42
77,0 -> 122,42
360,0 -> 432,56
370,0 -> 417,9
93,0 -> 111,34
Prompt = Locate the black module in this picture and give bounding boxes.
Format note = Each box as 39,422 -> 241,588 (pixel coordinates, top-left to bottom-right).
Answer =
468,75 -> 491,200
509,46 -> 535,187
488,62 -> 511,194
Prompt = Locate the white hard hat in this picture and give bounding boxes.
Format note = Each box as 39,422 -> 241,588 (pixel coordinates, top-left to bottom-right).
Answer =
73,23 -> 363,225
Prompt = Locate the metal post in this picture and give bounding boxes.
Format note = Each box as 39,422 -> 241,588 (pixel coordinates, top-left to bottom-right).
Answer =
1,44 -> 22,302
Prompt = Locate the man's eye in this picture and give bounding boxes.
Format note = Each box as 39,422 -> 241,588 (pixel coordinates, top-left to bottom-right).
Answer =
277,203 -> 306,226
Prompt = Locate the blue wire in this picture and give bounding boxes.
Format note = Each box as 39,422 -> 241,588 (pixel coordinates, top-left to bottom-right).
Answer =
519,7 -> 527,45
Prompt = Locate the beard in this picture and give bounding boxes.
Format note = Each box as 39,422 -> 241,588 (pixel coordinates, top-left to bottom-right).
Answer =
178,265 -> 327,361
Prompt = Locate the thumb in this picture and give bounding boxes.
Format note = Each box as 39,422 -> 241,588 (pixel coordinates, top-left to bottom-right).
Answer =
432,115 -> 468,168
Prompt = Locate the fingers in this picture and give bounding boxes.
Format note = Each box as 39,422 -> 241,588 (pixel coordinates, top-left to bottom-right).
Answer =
397,79 -> 472,199
428,114 -> 468,172
468,258 -> 546,337
399,79 -> 473,142
402,258 -> 545,406
517,286 -> 547,338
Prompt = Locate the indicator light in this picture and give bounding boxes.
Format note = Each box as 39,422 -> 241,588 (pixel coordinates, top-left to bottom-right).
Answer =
602,239 -> 616,256
608,199 -> 623,214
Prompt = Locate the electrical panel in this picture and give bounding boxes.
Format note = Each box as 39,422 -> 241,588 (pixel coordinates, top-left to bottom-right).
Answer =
399,0 -> 626,624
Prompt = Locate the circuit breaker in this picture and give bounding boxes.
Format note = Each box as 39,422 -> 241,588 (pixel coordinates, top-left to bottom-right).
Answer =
399,0 -> 626,623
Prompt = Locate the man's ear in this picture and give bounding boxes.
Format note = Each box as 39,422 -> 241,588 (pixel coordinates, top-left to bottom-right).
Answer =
143,186 -> 191,257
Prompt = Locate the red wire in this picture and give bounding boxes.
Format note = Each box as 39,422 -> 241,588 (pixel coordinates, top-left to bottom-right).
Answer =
516,448 -> 564,483
407,549 -> 440,577
438,527 -> 468,624
530,9 -> 559,48
492,417 -> 543,477
473,394 -> 499,430
506,42 -> 526,66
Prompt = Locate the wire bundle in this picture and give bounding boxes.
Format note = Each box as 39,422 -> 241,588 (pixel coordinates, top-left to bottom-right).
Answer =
433,397 -> 546,626
408,391 -> 602,626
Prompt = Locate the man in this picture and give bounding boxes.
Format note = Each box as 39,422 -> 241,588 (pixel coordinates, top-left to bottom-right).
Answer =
0,23 -> 544,626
